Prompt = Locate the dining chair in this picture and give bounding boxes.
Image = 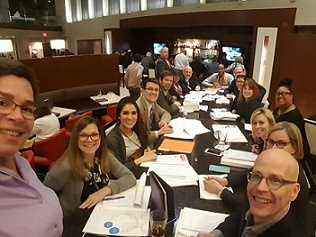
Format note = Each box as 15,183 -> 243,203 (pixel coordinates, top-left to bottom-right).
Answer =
21,150 -> 35,170
33,128 -> 66,168
65,110 -> 93,139
101,105 -> 117,124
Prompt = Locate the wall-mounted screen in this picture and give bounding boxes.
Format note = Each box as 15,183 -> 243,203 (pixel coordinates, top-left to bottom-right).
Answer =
222,46 -> 242,61
153,43 -> 166,55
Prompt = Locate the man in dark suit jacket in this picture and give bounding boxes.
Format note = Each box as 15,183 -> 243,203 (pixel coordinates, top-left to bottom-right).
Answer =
136,79 -> 173,145
157,70 -> 181,118
196,149 -> 311,237
156,47 -> 172,77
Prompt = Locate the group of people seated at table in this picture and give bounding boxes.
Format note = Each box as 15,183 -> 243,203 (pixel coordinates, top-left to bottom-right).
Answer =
1,58 -> 313,236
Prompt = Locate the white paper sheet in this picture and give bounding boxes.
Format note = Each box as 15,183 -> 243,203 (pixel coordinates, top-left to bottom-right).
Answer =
83,205 -> 150,236
165,118 -> 211,139
212,124 -> 248,143
175,207 -> 228,237
198,175 -> 233,200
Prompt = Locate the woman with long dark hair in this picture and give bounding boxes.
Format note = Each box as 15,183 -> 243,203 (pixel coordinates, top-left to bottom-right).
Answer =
106,97 -> 157,170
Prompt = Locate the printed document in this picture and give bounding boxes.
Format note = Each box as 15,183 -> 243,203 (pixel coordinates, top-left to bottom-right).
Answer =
175,207 -> 228,237
212,124 -> 248,143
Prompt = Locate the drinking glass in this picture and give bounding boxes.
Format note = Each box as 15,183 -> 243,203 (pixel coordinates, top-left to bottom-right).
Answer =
97,90 -> 102,98
149,209 -> 167,237
215,130 -> 228,151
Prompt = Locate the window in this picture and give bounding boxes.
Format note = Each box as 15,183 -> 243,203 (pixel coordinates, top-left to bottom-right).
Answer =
94,0 -> 103,17
108,0 -> 120,15
126,0 -> 140,13
174,0 -> 197,6
147,0 -> 165,10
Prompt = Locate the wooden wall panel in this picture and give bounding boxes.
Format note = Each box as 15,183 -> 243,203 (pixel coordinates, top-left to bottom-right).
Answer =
21,54 -> 119,93
270,33 -> 316,117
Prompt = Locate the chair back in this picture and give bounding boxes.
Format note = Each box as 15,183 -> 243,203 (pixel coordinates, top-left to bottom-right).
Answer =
65,110 -> 93,138
33,128 -> 66,166
304,118 -> 316,156
101,105 -> 117,124
21,150 -> 35,170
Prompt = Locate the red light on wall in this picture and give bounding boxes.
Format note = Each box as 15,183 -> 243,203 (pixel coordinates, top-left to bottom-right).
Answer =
95,41 -> 100,45
42,32 -> 47,37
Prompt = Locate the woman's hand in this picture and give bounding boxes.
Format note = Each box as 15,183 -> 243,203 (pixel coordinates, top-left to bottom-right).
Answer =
251,144 -> 260,154
135,149 -> 158,165
79,186 -> 112,209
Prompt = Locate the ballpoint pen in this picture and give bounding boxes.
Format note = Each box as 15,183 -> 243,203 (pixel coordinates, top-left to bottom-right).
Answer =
103,196 -> 125,201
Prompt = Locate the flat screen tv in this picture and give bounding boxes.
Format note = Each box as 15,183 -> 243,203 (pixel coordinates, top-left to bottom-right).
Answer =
222,46 -> 242,61
153,43 -> 166,55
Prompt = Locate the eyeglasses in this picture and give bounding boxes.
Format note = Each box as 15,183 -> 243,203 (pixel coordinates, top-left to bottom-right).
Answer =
265,138 -> 291,149
275,91 -> 291,96
0,97 -> 39,120
78,133 -> 101,142
145,87 -> 159,92
247,172 -> 297,190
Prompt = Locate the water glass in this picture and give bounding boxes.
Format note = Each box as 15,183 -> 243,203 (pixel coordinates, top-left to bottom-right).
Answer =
149,209 -> 167,237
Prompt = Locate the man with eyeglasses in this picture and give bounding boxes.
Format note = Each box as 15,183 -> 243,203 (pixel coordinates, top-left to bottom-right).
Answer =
136,79 -> 173,145
196,149 -> 310,237
0,59 -> 63,236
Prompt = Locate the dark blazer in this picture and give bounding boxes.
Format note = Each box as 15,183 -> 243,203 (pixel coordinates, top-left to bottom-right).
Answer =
236,97 -> 263,123
156,57 -> 172,77
106,124 -> 137,171
157,87 -> 179,118
216,201 -> 310,237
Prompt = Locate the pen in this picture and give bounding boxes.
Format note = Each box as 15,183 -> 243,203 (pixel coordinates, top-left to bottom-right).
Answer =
103,196 -> 125,201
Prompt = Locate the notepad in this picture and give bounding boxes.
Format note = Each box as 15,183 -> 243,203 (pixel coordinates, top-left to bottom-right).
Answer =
158,138 -> 195,153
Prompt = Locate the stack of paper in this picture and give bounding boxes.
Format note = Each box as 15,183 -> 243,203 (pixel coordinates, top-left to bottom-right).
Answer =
212,124 -> 248,143
165,117 -> 211,139
220,149 -> 258,169
175,207 -> 228,237
198,175 -> 233,200
146,154 -> 199,187
83,173 -> 151,236
210,111 -> 240,121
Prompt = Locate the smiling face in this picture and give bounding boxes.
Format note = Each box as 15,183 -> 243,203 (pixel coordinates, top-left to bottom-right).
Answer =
252,114 -> 271,140
182,67 -> 193,80
119,103 -> 138,131
78,123 -> 101,158
275,86 -> 293,108
0,75 -> 35,159
141,82 -> 159,103
266,130 -> 296,155
160,75 -> 173,90
247,149 -> 300,225
243,85 -> 254,99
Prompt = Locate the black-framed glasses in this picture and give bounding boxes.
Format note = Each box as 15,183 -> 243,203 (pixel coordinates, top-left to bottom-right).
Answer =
265,138 -> 291,149
275,91 -> 291,97
0,96 -> 39,120
145,87 -> 159,92
78,133 -> 101,142
247,172 -> 297,190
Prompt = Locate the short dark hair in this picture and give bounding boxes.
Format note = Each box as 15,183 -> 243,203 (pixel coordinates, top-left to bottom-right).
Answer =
141,78 -> 159,89
171,68 -> 181,77
159,70 -> 173,80
133,53 -> 142,63
0,59 -> 39,104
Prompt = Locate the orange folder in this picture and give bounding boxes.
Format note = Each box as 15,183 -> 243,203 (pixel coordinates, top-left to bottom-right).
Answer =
158,138 -> 195,153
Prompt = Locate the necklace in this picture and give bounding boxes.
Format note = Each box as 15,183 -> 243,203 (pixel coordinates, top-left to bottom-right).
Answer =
120,130 -> 141,149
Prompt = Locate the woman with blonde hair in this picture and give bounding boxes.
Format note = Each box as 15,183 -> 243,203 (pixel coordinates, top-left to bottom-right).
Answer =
44,116 -> 136,216
250,108 -> 275,154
